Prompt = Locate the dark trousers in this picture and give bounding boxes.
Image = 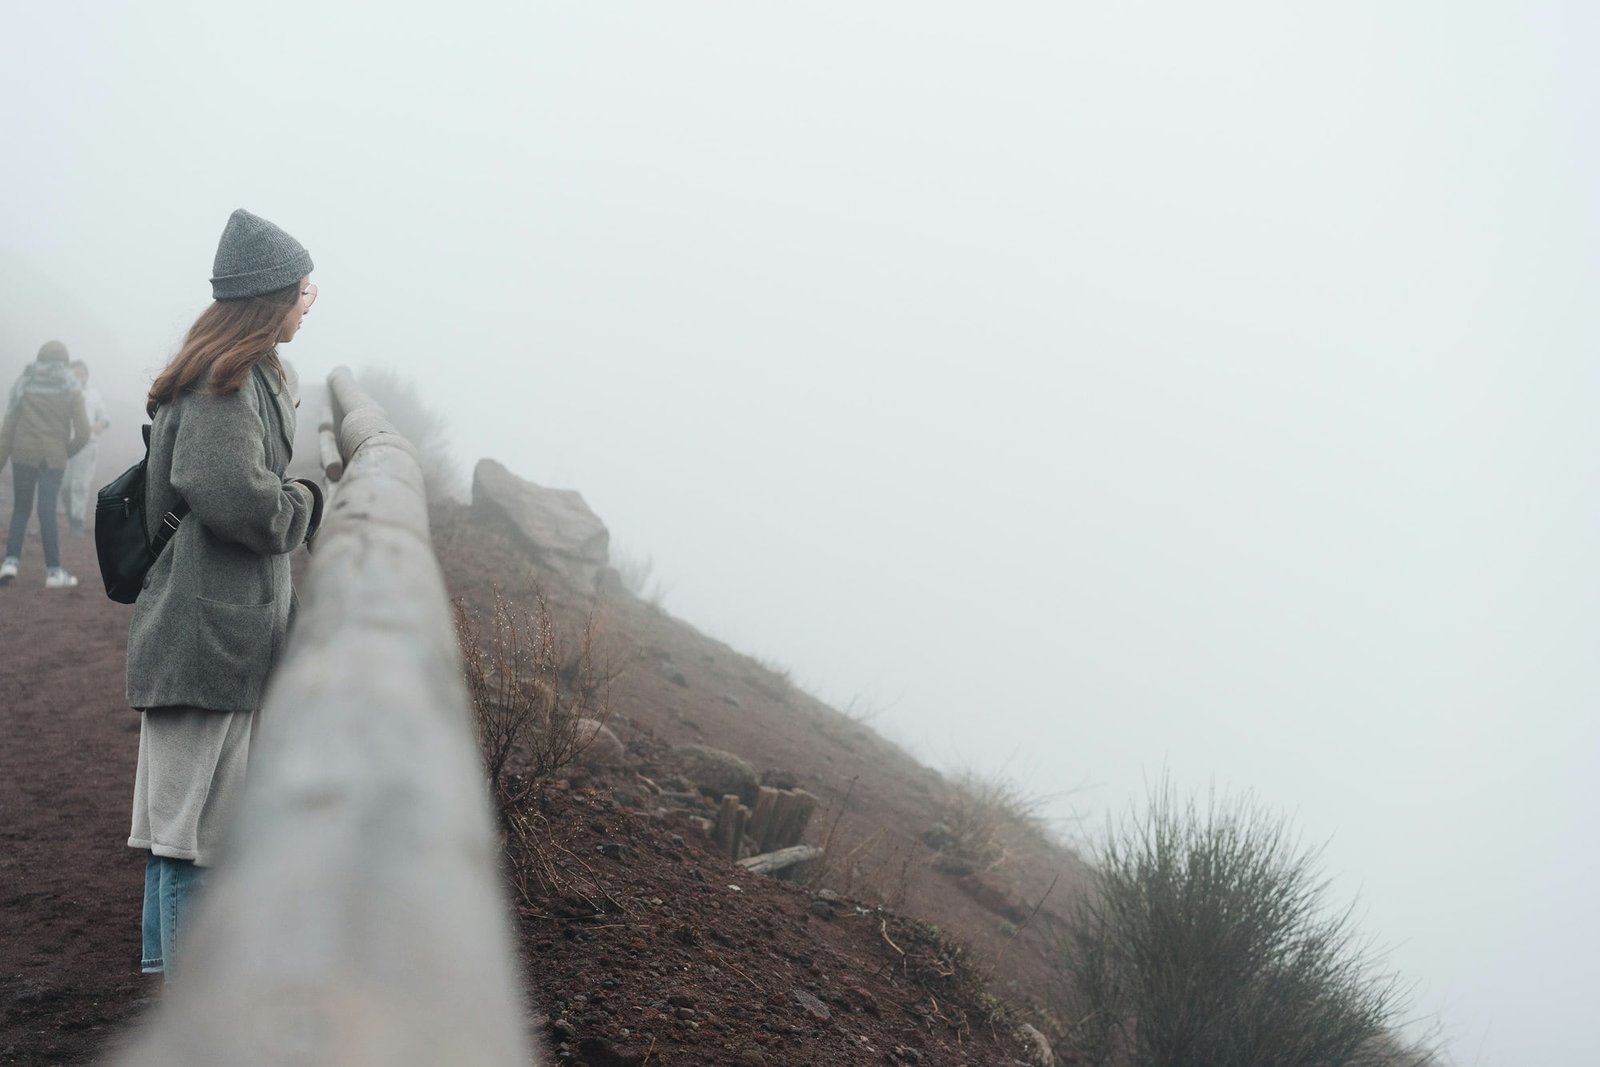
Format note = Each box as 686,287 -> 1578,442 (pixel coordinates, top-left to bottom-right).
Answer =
6,462 -> 64,569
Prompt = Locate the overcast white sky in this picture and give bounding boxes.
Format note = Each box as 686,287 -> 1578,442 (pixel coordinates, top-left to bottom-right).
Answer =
5,3 -> 1597,1062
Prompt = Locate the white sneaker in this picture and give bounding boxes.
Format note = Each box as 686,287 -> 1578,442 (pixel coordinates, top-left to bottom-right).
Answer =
0,557 -> 17,585
45,568 -> 78,589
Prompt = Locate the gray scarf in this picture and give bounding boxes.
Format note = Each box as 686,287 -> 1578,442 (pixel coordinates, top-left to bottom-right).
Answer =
6,360 -> 80,416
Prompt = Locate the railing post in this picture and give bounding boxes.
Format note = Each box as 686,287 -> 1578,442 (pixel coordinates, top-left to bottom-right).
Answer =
118,366 -> 535,1066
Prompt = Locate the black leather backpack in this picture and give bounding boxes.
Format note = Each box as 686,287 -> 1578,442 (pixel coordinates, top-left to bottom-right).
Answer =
94,425 -> 188,604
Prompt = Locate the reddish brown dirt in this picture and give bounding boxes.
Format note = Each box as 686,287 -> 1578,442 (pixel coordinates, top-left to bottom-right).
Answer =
496,784 -> 1028,1066
438,500 -> 1089,1065
0,482 -> 1079,1065
0,495 -> 154,1065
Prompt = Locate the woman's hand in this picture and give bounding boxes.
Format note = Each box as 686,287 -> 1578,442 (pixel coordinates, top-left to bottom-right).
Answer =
292,479 -> 325,551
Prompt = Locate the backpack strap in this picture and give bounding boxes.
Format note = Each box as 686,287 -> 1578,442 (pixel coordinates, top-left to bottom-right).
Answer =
151,504 -> 188,554
142,415 -> 189,549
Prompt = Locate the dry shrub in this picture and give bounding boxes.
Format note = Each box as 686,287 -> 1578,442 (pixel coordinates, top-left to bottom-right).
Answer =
1052,782 -> 1441,1067
454,586 -> 611,809
742,655 -> 796,704
611,546 -> 669,607
457,587 -> 623,917
877,915 -> 1015,1044
499,801 -> 625,921
851,834 -> 917,909
811,827 -> 918,910
800,777 -> 917,908
927,772 -> 1053,873
356,366 -> 465,500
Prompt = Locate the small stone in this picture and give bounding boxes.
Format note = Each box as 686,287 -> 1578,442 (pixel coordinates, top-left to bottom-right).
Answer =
846,986 -> 880,1014
793,990 -> 831,1023
810,900 -> 834,919
813,889 -> 842,904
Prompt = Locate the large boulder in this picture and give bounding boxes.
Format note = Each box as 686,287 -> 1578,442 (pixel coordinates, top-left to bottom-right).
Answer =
574,718 -> 626,769
472,459 -> 610,591
676,744 -> 759,803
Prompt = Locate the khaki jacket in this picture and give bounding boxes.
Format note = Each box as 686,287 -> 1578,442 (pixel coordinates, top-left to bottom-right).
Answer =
126,363 -> 315,712
0,387 -> 91,471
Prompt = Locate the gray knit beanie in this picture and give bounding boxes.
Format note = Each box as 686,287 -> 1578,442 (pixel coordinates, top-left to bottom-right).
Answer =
210,208 -> 314,300
37,340 -> 70,364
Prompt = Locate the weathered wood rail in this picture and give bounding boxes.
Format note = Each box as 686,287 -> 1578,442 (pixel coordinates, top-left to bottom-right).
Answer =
118,367 -> 536,1066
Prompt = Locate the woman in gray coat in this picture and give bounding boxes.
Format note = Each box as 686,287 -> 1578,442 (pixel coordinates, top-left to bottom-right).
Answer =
127,209 -> 323,979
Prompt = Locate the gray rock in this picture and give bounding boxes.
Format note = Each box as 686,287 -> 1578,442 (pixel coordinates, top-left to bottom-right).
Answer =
676,744 -> 759,803
1018,1023 -> 1054,1066
793,990 -> 831,1023
574,718 -> 626,768
471,459 -> 610,591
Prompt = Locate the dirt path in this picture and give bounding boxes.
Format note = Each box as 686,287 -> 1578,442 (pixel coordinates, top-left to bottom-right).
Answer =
0,505 -> 152,1065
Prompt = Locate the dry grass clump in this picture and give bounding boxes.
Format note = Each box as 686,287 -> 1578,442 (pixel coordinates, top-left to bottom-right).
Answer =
611,547 -> 669,607
926,771 -> 1054,873
838,831 -> 917,909
878,915 -> 1016,1044
454,586 -> 611,809
356,366 -> 465,500
1051,782 -> 1441,1067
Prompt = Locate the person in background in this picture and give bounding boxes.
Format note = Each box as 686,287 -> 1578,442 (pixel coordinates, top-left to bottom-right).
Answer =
64,359 -> 111,536
0,340 -> 91,588
126,208 -> 323,980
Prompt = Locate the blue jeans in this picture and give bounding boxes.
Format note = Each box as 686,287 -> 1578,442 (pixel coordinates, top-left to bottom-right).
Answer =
5,462 -> 64,569
141,852 -> 206,977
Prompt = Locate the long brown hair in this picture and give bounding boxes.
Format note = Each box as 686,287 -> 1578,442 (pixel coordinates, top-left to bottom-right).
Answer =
147,282 -> 300,416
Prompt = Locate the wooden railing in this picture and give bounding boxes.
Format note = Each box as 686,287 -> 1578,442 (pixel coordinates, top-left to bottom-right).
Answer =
117,368 -> 535,1066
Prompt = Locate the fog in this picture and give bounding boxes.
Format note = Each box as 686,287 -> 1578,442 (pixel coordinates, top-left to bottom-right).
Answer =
5,3 -> 1597,1062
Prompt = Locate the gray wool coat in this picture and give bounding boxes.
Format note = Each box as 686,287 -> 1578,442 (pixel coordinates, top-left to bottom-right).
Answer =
126,363 -> 315,713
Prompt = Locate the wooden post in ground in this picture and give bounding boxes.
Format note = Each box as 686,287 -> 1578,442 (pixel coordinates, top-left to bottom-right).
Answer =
769,789 -> 817,850
748,786 -> 779,851
733,803 -> 749,860
716,795 -> 741,860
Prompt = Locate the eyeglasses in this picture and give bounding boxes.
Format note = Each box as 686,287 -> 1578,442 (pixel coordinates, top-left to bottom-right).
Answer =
302,282 -> 318,310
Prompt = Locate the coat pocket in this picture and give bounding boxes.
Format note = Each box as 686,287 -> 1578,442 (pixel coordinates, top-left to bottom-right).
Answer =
192,596 -> 276,710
